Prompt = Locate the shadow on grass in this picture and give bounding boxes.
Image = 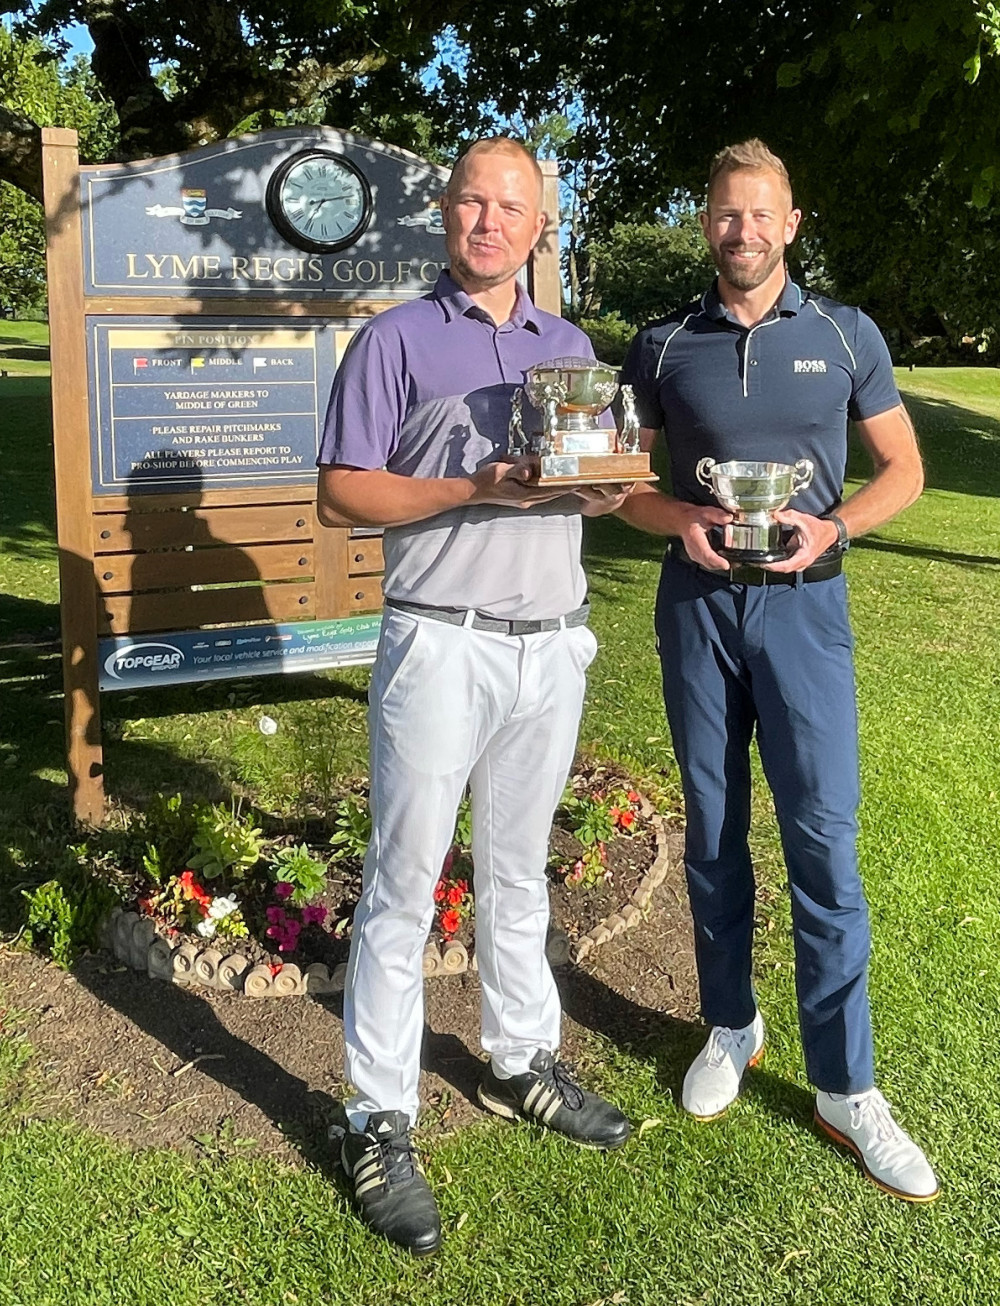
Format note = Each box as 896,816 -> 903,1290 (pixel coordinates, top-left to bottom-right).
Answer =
851,535 -> 1000,568
0,346 -> 50,363
852,391 -> 1000,499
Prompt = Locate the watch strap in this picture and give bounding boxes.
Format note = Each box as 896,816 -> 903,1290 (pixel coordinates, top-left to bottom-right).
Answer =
823,512 -> 850,550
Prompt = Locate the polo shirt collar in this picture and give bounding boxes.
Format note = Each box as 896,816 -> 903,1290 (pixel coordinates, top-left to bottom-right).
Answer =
432,269 -> 542,332
702,274 -> 803,325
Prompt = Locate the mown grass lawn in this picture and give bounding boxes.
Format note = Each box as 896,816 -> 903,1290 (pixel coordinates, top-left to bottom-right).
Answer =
0,368 -> 998,1304
0,319 -> 51,379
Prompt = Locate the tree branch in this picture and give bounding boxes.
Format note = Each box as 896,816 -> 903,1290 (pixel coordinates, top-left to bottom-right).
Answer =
0,103 -> 42,200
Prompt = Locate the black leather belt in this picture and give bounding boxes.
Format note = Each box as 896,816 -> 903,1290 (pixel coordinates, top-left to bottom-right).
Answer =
668,539 -> 843,586
384,596 -> 591,635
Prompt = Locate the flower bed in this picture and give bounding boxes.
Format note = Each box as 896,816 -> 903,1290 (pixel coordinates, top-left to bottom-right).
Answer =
45,761 -> 673,994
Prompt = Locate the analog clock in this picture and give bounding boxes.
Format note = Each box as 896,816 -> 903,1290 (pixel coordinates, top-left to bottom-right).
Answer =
265,150 -> 373,254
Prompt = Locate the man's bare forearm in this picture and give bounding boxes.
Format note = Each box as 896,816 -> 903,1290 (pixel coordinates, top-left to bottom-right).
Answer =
835,408 -> 924,538
615,484 -> 690,536
317,460 -> 577,529
317,467 -> 476,528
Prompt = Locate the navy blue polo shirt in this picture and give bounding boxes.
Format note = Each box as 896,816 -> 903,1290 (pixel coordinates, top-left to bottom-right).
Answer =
620,277 -> 901,517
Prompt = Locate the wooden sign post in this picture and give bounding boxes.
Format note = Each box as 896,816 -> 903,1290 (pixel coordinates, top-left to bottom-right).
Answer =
42,128 -> 561,824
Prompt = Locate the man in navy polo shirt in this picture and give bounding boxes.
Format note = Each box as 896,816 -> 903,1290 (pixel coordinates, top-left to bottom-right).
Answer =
619,139 -> 938,1202
316,137 -> 631,1255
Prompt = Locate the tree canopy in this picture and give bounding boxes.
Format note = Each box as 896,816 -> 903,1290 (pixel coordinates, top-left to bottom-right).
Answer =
445,0 -> 1000,353
1,1 -> 467,200
2,2 -> 999,351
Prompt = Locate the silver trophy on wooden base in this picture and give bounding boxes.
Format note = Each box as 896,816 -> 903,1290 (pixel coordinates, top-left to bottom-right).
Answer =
695,458 -> 815,563
509,357 -> 658,487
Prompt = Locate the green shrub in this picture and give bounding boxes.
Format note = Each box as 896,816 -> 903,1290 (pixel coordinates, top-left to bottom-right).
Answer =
269,844 -> 328,905
578,312 -> 635,366
329,794 -> 372,862
22,853 -> 120,969
188,803 -> 263,880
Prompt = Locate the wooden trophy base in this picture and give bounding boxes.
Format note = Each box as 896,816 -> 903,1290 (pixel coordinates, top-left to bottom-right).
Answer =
534,450 -> 658,488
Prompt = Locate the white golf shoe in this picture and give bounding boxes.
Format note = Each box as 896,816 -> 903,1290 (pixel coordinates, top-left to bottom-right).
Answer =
815,1087 -> 940,1203
681,1011 -> 765,1120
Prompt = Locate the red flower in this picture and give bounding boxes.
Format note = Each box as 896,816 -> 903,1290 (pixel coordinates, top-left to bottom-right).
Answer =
433,879 -> 447,903
446,884 -> 465,907
440,908 -> 461,937
178,870 -> 196,892
627,790 -> 640,804
618,809 -> 636,830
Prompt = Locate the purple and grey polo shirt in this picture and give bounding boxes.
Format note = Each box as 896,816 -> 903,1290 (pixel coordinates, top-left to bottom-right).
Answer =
621,277 -> 901,517
318,270 -> 598,619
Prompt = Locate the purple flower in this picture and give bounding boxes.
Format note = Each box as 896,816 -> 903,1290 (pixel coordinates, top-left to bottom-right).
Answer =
302,905 -> 328,927
266,906 -> 287,925
274,882 -> 294,900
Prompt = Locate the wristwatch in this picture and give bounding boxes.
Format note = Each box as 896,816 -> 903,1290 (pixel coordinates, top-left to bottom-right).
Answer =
823,512 -> 850,551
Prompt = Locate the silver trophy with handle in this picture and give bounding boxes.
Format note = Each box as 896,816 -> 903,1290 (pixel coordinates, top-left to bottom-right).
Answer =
695,458 -> 815,563
509,357 -> 658,486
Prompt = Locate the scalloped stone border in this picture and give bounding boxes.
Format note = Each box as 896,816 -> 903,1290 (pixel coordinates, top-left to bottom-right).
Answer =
98,798 -> 681,996
571,812 -> 683,963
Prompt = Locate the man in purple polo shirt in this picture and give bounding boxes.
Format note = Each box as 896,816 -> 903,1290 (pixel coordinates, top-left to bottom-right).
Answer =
316,137 -> 631,1256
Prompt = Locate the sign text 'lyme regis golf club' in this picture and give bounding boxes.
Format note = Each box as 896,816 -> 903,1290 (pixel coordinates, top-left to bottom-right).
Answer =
121,253 -> 446,287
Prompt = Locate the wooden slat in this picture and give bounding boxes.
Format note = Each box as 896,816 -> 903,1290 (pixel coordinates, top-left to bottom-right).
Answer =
99,582 -> 316,634
95,484 -> 316,513
94,503 -> 314,553
531,160 -> 562,316
347,577 -> 384,612
347,536 -> 384,575
95,543 -> 314,594
313,512 -> 351,620
84,297 -> 400,318
44,128 -> 105,823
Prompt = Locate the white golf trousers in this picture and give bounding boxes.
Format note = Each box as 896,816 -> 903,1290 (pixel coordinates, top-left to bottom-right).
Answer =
344,608 -> 597,1128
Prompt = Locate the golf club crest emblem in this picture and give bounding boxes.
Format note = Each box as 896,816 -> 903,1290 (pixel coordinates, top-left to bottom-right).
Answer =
146,188 -> 243,225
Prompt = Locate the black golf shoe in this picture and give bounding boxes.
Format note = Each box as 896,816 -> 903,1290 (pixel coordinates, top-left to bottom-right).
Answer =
341,1111 -> 442,1256
477,1050 -> 631,1150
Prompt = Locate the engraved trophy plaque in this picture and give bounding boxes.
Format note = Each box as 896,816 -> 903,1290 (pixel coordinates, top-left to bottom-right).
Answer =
695,458 -> 815,563
509,357 -> 658,486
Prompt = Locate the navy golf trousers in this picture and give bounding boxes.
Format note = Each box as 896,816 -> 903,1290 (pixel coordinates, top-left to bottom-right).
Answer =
655,554 -> 875,1094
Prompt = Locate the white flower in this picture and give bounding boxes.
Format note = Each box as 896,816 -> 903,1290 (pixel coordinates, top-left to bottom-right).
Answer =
195,918 -> 217,938
208,894 -> 240,921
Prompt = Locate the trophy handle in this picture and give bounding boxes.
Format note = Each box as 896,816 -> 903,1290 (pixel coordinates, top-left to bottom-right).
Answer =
695,457 -> 716,488
792,459 -> 814,493
543,397 -> 559,454
619,385 -> 639,454
508,389 -> 526,454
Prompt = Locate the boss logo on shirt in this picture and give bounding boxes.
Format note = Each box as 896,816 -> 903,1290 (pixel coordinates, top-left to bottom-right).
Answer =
793,359 -> 828,374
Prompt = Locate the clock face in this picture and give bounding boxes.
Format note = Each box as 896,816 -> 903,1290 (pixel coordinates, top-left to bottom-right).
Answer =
266,150 -> 373,254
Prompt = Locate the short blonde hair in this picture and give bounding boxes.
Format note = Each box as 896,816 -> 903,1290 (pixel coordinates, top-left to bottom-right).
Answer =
708,139 -> 793,204
447,137 -> 544,205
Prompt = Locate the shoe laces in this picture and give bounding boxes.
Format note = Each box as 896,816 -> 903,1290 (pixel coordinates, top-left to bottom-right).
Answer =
363,1121 -> 421,1188
847,1089 -> 907,1148
704,1025 -> 747,1070
533,1054 -> 585,1111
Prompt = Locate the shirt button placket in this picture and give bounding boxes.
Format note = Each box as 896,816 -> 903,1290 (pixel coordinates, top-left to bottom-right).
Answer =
747,348 -> 761,396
